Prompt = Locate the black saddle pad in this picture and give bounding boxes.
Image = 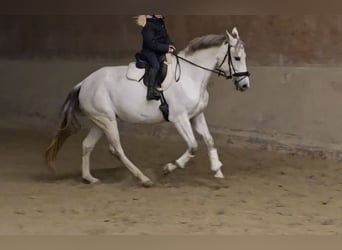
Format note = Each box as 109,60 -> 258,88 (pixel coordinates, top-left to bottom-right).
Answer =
135,53 -> 167,87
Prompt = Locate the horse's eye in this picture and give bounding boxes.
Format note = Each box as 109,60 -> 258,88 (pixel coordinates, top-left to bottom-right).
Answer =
234,57 -> 241,61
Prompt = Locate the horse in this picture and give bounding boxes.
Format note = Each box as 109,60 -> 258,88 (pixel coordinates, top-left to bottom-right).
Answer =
45,27 -> 250,187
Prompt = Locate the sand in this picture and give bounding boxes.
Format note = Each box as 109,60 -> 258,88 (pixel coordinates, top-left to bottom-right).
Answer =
0,128 -> 341,235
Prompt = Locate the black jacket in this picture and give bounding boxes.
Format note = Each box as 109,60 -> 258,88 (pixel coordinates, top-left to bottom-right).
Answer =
141,17 -> 172,54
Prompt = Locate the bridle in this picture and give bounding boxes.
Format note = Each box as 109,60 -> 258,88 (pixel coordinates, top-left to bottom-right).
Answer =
174,40 -> 250,84
217,42 -> 250,83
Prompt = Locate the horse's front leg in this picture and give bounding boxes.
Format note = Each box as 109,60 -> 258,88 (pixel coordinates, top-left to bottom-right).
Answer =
163,114 -> 198,174
192,112 -> 224,178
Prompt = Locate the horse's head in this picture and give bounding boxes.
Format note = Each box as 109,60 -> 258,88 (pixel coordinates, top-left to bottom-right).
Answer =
216,27 -> 250,92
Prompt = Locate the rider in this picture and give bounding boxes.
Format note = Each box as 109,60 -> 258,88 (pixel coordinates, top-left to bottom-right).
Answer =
137,15 -> 176,101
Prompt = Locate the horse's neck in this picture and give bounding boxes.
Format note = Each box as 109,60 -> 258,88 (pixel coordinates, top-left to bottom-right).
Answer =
178,47 -> 218,85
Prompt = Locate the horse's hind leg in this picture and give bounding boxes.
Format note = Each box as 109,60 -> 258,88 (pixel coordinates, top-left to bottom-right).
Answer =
163,114 -> 198,174
82,125 -> 103,183
91,116 -> 153,187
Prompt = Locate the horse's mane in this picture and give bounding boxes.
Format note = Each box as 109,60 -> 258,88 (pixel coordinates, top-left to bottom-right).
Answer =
184,34 -> 226,56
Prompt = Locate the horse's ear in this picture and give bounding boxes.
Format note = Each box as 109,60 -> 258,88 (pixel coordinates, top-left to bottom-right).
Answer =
225,30 -> 235,44
232,27 -> 240,39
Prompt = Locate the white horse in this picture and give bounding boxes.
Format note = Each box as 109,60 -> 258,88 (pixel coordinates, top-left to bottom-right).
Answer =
45,27 -> 250,187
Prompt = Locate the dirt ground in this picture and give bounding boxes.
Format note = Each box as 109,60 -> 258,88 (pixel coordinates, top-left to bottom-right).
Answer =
0,128 -> 342,235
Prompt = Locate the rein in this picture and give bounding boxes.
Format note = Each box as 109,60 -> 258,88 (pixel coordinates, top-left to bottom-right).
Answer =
174,55 -> 228,82
174,43 -> 250,83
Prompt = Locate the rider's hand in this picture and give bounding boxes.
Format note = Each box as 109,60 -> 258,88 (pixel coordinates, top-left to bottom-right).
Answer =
168,45 -> 176,53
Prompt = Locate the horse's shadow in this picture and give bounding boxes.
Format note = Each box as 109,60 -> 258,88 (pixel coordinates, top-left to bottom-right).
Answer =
33,167 -> 133,185
33,164 -> 229,189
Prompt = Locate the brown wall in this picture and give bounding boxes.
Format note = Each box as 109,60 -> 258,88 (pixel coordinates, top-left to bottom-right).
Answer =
2,15 -> 342,66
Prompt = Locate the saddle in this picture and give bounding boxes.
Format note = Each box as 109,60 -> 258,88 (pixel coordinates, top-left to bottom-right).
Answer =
135,53 -> 167,88
126,53 -> 174,91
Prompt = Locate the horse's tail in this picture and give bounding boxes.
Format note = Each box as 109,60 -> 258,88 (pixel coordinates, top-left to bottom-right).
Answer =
45,83 -> 83,171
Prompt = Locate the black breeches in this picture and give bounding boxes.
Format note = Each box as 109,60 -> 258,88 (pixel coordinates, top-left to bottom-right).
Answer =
141,52 -> 164,71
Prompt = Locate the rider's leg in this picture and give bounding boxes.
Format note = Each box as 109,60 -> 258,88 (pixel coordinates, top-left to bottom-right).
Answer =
142,52 -> 161,101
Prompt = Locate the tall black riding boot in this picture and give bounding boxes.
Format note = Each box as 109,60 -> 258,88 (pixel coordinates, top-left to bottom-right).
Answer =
146,68 -> 161,101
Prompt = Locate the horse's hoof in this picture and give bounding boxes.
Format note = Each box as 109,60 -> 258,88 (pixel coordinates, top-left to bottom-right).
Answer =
211,161 -> 223,172
162,166 -> 170,175
214,169 -> 224,179
141,179 -> 154,188
162,163 -> 172,175
82,176 -> 100,184
163,163 -> 177,175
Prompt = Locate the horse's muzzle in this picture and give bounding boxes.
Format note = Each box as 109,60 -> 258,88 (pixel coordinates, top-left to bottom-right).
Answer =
233,72 -> 250,92
239,83 -> 249,92
234,81 -> 249,92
